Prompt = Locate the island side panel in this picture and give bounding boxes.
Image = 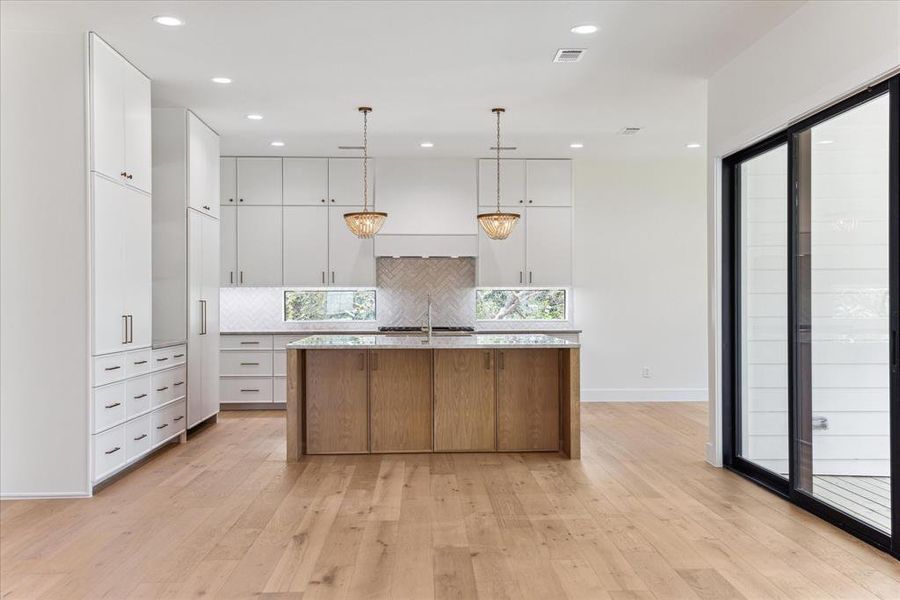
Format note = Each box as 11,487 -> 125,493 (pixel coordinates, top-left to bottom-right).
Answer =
286,348 -> 303,461
560,348 -> 581,459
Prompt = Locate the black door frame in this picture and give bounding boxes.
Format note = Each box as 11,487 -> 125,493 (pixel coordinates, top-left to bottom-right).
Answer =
721,74 -> 899,558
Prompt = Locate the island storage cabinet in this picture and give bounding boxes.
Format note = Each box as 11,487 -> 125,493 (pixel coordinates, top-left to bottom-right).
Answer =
369,350 -> 433,453
434,349 -> 496,452
496,349 -> 560,451
305,350 -> 369,454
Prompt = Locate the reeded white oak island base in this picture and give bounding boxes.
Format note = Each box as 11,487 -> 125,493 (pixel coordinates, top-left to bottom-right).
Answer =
284,335 -> 580,459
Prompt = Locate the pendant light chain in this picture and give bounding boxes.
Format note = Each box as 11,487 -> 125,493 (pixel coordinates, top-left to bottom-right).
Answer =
496,108 -> 501,212
363,108 -> 369,212
343,106 -> 386,239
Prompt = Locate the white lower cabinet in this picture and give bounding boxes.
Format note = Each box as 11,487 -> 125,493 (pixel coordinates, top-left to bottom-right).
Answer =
220,377 -> 273,403
220,334 -> 298,406
91,344 -> 187,484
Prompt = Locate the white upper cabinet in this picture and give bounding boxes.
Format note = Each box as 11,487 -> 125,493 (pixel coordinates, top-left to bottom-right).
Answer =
328,208 -> 375,286
90,34 -> 151,194
328,158 -> 370,206
374,159 -> 476,235
220,205 -> 237,286
237,206 -> 282,285
237,157 -> 282,205
284,158 -> 328,205
525,160 -> 571,206
477,206 -> 527,287
283,206 -> 329,285
188,113 -> 220,218
93,175 -> 151,354
479,159 -> 526,207
525,207 -> 572,286
220,157 -> 236,205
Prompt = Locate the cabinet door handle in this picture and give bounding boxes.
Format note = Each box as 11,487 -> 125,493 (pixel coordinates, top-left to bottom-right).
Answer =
321,271 -> 325,284
330,198 -> 335,203
200,299 -> 207,335
120,171 -> 127,178
229,198 -> 234,203
157,423 -> 168,430
104,446 -> 121,455
321,198 -> 326,203
156,386 -> 168,392
133,360 -> 147,365
122,315 -> 129,344
240,362 -> 259,366
528,199 -> 533,204
498,351 -> 505,370
240,341 -> 260,345
331,271 -> 335,284
104,402 -> 121,409
203,205 -> 210,210
484,352 -> 491,370
133,393 -> 147,399
519,271 -> 523,284
239,198 -> 244,203
125,315 -> 133,344
174,354 -> 184,358
133,434 -> 147,441
230,271 -> 234,284
127,174 -> 133,180
240,388 -> 259,393
173,416 -> 184,422
104,365 -> 121,372
528,271 -> 533,284
156,357 -> 168,362
174,381 -> 184,386
239,271 -> 244,284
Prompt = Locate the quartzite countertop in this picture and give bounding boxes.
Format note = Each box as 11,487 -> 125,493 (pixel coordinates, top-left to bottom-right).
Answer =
284,335 -> 580,461
285,333 -> 580,350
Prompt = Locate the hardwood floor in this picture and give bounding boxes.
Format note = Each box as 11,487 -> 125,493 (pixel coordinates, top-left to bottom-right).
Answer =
2,403 -> 899,599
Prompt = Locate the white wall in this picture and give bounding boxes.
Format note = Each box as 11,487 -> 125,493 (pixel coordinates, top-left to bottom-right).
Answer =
0,29 -> 90,496
707,0 -> 900,466
574,156 -> 708,402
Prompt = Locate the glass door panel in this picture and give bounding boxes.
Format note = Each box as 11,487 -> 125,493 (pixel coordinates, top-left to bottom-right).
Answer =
738,144 -> 789,477
795,92 -> 891,533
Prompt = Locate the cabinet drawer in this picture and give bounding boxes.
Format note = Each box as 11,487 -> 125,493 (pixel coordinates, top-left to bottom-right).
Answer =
274,377 -> 286,404
125,375 -> 151,418
125,348 -> 152,378
170,399 -> 187,435
93,382 -> 125,433
274,350 -> 286,377
93,353 -> 126,387
152,345 -> 186,370
220,335 -> 273,350
220,351 -> 273,376
220,377 -> 273,403
125,414 -> 152,461
151,405 -> 175,445
93,425 -> 126,482
151,365 -> 186,407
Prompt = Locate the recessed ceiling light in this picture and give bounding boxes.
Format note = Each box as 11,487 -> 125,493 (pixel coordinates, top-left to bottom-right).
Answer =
270,141 -> 285,147
153,15 -> 183,27
570,24 -> 598,34
211,77 -> 232,84
420,142 -> 434,148
246,114 -> 263,120
570,143 -> 584,149
818,140 -> 834,144
685,143 -> 701,148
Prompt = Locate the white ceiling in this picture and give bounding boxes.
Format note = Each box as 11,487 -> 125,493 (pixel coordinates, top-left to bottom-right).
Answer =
2,1 -> 803,158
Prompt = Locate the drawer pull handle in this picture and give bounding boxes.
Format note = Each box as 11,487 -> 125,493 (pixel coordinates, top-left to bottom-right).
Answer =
133,360 -> 148,365
240,341 -> 260,345
174,381 -> 184,386
156,357 -> 168,362
157,423 -> 168,430
240,362 -> 260,366
133,393 -> 147,399
240,388 -> 259,393
156,386 -> 168,392
174,354 -> 184,358
104,446 -> 121,455
133,434 -> 147,441
104,366 -> 121,371
104,402 -> 121,409
173,416 -> 184,422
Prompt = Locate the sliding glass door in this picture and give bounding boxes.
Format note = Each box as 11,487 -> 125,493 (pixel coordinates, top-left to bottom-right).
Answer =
723,75 -> 899,557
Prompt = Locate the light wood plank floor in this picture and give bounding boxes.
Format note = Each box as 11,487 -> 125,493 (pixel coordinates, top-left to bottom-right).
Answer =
2,403 -> 899,599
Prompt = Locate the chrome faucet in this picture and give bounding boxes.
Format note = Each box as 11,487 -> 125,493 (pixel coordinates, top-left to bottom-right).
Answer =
425,294 -> 433,343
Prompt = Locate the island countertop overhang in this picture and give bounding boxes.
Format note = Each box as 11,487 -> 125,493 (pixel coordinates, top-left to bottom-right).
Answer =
285,333 -> 580,350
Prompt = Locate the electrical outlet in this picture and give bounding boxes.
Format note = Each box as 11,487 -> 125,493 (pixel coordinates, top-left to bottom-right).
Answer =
641,367 -> 651,379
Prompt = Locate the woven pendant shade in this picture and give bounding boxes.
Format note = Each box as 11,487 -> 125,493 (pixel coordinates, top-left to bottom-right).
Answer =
477,210 -> 520,240
343,210 -> 388,239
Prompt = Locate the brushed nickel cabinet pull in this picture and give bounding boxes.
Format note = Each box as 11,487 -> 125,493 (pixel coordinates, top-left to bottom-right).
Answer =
174,354 -> 184,358
240,341 -> 260,345
321,271 -> 325,284
133,394 -> 147,399
239,271 -> 244,284
331,271 -> 335,284
174,381 -> 184,386
240,388 -> 259,393
128,315 -> 133,344
156,357 -> 168,362
519,271 -> 523,284
122,315 -> 129,344
157,423 -> 168,430
133,434 -> 147,441
104,402 -> 121,409
133,360 -> 147,365
156,386 -> 168,392
200,299 -> 207,335
104,365 -> 121,371
528,271 -> 533,284
240,362 -> 259,366
173,416 -> 184,422
230,271 -> 234,284
104,446 -> 121,455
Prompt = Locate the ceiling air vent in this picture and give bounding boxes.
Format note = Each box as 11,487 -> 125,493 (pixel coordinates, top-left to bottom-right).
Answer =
553,48 -> 585,63
618,127 -> 642,135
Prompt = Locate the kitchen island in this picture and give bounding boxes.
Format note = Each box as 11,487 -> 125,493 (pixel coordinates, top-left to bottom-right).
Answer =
284,334 -> 580,459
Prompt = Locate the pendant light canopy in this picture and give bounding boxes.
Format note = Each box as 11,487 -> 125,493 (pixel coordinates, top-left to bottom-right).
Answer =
477,107 -> 520,240
344,106 -> 387,238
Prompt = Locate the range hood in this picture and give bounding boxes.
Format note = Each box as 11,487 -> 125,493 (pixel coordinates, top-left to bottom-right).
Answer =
374,234 -> 477,257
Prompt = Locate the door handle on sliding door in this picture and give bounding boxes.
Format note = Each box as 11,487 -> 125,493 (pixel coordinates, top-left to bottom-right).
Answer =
200,300 -> 207,335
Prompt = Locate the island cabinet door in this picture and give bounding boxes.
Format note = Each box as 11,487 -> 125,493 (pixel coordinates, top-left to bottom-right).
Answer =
497,349 -> 560,451
434,350 -> 496,451
369,350 -> 433,453
305,350 -> 369,454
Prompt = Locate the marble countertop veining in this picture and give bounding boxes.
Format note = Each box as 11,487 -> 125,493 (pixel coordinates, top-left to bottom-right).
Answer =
221,329 -> 582,335
286,333 -> 580,349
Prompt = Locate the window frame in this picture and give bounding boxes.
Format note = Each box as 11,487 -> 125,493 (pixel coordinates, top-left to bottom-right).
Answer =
282,288 -> 377,323
474,287 -> 569,322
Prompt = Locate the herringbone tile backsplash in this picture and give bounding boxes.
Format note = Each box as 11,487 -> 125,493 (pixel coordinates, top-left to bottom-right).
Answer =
376,258 -> 475,327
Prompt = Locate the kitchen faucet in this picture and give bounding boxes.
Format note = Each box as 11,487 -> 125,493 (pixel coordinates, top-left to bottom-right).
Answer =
425,294 -> 433,343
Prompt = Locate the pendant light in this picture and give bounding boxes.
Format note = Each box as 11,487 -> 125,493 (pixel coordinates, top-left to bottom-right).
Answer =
344,106 -> 387,238
477,107 -> 520,240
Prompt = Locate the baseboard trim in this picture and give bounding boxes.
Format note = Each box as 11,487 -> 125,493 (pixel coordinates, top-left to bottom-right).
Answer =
0,490 -> 90,500
582,388 -> 708,402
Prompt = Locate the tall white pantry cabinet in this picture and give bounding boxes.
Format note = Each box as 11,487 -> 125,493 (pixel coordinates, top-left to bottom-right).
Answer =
153,108 -> 221,429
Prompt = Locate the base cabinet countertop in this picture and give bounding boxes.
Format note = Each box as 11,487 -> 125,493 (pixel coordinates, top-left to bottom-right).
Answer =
285,334 -> 580,459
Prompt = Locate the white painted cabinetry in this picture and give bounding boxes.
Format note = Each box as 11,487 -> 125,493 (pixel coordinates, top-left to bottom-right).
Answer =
220,334 -> 300,406
477,204 -> 527,286
525,160 -> 572,206
284,158 -> 328,205
283,206 -> 329,285
328,208 -> 375,285
236,157 -> 282,205
220,157 -> 236,205
188,211 -> 220,427
237,206 -> 283,285
188,114 -> 220,218
220,205 -> 237,286
524,207 -> 573,286
478,159 -> 526,207
327,158 -> 370,206
90,35 -> 151,194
